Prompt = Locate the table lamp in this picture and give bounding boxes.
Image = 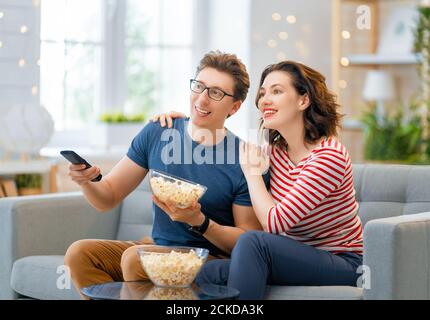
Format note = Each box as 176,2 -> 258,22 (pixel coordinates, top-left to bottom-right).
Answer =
362,70 -> 395,125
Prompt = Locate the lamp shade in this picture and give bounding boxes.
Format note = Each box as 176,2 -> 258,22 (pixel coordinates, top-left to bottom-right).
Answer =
362,70 -> 395,101
421,0 -> 430,7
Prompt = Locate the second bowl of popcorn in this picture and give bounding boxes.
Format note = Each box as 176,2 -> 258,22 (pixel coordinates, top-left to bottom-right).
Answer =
138,245 -> 209,288
149,169 -> 207,208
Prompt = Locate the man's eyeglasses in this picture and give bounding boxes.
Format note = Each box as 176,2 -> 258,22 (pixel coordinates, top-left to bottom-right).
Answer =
190,79 -> 234,101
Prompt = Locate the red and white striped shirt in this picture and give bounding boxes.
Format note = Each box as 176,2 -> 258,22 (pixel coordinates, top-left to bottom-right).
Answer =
267,137 -> 363,254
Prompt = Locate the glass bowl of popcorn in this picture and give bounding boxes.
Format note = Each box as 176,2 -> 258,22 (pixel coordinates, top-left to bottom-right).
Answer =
138,245 -> 209,288
149,169 -> 207,208
144,286 -> 198,300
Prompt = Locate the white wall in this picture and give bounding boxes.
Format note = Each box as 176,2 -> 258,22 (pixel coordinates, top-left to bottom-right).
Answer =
0,0 -> 41,157
206,0 -> 252,140
248,0 -> 333,131
0,0 -> 40,109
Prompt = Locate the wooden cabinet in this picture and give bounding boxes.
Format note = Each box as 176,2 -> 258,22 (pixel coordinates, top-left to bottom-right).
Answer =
0,159 -> 58,197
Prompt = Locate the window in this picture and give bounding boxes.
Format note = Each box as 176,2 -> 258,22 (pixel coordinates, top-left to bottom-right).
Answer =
40,0 -> 103,131
40,0 -> 194,134
125,0 -> 193,115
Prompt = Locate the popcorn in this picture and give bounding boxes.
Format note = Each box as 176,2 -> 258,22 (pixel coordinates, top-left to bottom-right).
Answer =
140,249 -> 205,287
144,287 -> 198,300
150,175 -> 206,208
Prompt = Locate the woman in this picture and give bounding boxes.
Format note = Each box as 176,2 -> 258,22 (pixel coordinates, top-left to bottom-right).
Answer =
153,60 -> 363,299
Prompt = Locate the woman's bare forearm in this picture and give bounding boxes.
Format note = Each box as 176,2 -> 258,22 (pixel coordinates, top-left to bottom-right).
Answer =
245,175 -> 275,231
203,221 -> 247,254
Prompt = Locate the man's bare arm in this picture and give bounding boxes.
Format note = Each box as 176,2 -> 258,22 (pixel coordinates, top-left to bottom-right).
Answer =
70,156 -> 147,212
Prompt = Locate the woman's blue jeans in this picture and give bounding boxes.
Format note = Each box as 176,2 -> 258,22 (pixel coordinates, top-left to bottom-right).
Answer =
195,230 -> 363,300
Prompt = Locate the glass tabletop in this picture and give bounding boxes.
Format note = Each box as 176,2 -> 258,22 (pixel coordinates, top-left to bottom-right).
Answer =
81,281 -> 239,300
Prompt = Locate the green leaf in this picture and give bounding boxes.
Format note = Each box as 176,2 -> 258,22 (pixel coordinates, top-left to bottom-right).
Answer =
360,104 -> 427,163
99,112 -> 146,123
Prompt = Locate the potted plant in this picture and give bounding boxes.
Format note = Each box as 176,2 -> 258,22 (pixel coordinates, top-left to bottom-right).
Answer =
15,174 -> 43,196
361,101 -> 429,163
91,111 -> 147,149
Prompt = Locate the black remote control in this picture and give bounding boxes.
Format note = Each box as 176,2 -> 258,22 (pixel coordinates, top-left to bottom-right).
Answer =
60,150 -> 102,182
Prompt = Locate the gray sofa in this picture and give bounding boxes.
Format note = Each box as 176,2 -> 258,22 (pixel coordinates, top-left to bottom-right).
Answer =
1,164 -> 430,300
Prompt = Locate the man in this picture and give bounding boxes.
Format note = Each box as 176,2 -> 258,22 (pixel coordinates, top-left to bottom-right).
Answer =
64,50 -> 267,297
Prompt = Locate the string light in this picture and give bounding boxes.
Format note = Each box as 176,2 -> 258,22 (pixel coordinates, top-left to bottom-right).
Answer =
286,15 -> 297,24
253,32 -> 262,43
342,30 -> 351,39
276,52 -> 287,61
278,32 -> 288,40
295,41 -> 309,57
20,25 -> 28,33
339,80 -> 348,89
272,13 -> 281,21
31,85 -> 39,95
18,59 -> 26,67
301,24 -> 312,35
0,41 -> 3,48
267,39 -> 278,48
340,57 -> 350,67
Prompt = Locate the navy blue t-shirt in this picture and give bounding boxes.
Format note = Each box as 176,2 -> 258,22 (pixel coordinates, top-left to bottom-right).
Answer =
127,118 -> 269,257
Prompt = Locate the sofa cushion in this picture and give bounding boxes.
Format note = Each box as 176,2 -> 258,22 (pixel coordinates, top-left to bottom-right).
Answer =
353,165 -> 430,225
10,255 -> 80,300
265,285 -> 363,300
116,178 -> 153,241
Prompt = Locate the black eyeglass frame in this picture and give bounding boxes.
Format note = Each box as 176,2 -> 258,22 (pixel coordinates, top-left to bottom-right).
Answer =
189,79 -> 235,101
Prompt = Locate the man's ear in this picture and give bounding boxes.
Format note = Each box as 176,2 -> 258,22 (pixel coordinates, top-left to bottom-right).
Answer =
299,94 -> 310,111
227,100 -> 242,118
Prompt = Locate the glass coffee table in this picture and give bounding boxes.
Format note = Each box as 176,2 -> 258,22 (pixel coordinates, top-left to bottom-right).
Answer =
81,281 -> 239,300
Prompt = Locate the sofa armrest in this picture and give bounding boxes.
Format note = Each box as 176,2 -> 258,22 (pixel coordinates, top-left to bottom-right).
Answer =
363,212 -> 430,300
0,192 -> 121,299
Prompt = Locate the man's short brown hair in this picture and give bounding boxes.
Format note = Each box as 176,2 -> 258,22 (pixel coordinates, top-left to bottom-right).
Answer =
196,50 -> 250,102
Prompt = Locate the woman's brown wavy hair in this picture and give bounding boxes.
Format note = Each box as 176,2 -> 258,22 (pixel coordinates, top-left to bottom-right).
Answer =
256,61 -> 342,149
